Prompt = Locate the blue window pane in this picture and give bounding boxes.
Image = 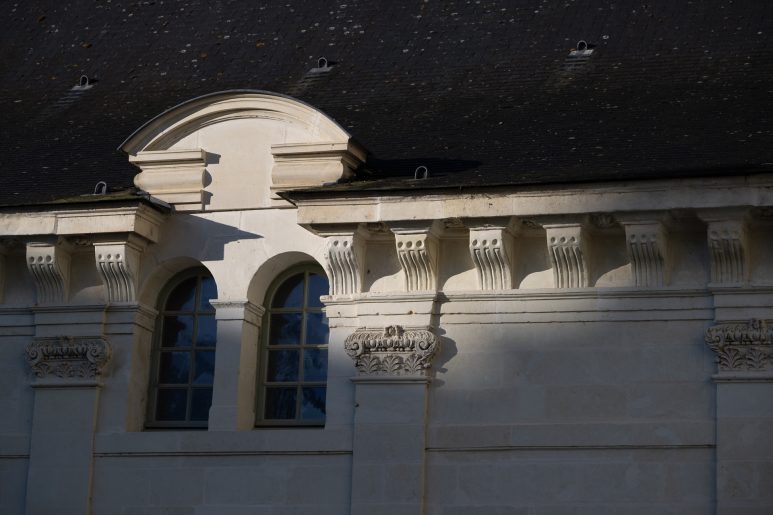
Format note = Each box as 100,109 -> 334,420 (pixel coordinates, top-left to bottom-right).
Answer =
196,315 -> 216,347
165,277 -> 197,311
156,389 -> 187,421
190,388 -> 213,421
199,276 -> 217,311
271,273 -> 304,308
269,314 -> 302,345
264,388 -> 297,419
159,352 -> 191,384
162,316 -> 194,348
307,273 -> 328,307
303,349 -> 328,382
267,350 -> 300,382
193,351 -> 215,385
301,387 -> 326,421
306,313 -> 329,345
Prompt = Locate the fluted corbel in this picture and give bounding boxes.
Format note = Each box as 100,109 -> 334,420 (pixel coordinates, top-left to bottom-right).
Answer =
706,219 -> 749,285
322,229 -> 366,296
392,225 -> 440,292
544,223 -> 589,288
620,220 -> 669,287
26,241 -> 72,304
468,220 -> 517,290
94,235 -> 146,303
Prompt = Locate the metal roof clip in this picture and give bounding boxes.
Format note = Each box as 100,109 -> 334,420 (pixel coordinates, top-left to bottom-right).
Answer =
414,166 -> 429,179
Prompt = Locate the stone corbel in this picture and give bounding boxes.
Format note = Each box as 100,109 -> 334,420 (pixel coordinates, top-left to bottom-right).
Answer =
468,220 -> 517,290
93,235 -> 146,303
705,319 -> 773,379
323,230 -> 366,296
620,220 -> 669,287
392,225 -> 440,292
344,325 -> 439,377
705,219 -> 749,285
26,336 -> 112,386
544,223 -> 589,288
26,241 -> 72,305
130,149 -> 207,211
270,141 -> 366,197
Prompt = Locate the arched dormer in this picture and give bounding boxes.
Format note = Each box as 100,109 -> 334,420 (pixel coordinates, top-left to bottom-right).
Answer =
120,90 -> 366,211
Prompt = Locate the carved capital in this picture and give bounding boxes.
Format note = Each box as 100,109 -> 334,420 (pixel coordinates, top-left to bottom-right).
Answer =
705,319 -> 773,376
26,242 -> 72,304
324,233 -> 365,296
393,229 -> 439,292
26,336 -> 112,386
544,224 -> 588,288
344,325 -> 439,376
622,221 -> 669,287
706,220 -> 748,284
94,237 -> 145,303
469,226 -> 515,290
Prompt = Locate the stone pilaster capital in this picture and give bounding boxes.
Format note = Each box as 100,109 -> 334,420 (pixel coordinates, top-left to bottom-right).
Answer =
705,319 -> 773,381
210,299 -> 265,327
26,336 -> 112,387
344,325 -> 440,377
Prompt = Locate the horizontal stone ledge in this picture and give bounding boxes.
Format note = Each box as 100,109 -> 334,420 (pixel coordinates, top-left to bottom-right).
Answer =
94,449 -> 353,458
426,444 -> 714,452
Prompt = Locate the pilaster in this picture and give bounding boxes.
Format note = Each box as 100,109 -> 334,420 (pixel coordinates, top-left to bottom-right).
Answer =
346,325 -> 439,515
26,241 -> 72,305
705,319 -> 773,513
24,336 -> 111,515
209,299 -> 264,430
544,223 -> 589,288
468,220 -> 516,290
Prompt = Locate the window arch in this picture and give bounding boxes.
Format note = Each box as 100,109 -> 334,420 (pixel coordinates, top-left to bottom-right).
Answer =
147,268 -> 217,428
257,265 -> 329,425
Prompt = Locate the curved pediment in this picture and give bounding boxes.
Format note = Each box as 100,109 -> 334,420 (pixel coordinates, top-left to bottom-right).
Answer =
120,90 -> 365,211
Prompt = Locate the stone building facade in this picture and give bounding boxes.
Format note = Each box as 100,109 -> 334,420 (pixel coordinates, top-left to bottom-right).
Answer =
1,90 -> 772,514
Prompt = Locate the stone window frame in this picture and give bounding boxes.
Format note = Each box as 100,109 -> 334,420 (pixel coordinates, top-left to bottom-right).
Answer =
255,264 -> 330,427
146,267 -> 217,429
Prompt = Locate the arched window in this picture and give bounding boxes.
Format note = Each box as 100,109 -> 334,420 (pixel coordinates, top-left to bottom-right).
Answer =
147,268 -> 217,428
257,266 -> 329,425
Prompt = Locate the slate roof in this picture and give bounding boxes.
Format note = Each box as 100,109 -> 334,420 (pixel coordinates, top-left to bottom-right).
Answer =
2,0 -> 772,205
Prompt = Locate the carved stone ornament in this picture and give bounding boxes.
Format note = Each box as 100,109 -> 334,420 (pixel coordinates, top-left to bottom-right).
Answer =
707,220 -> 748,284
324,234 -> 364,296
545,225 -> 588,288
344,325 -> 439,376
705,319 -> 773,373
393,231 -> 439,292
26,337 -> 111,385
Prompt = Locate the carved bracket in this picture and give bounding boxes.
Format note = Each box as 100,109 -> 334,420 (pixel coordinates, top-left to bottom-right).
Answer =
393,229 -> 439,292
26,337 -> 112,386
324,233 -> 365,296
705,319 -> 773,375
26,242 -> 71,305
707,220 -> 748,284
344,325 -> 439,376
469,226 -> 515,290
622,221 -> 669,287
544,224 -> 588,288
94,237 -> 145,303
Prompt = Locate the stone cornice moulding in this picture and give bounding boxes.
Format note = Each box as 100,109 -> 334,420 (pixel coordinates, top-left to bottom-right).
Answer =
94,235 -> 147,303
26,241 -> 72,305
543,223 -> 589,288
130,149 -> 207,212
391,224 -> 441,292
468,219 -> 518,290
26,336 -> 112,387
705,319 -> 773,380
344,325 -> 439,377
270,141 -> 366,196
619,219 -> 670,287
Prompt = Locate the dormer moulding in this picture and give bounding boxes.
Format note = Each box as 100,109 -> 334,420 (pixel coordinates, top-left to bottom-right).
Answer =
26,241 -> 72,305
129,149 -> 207,212
270,141 -> 366,197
